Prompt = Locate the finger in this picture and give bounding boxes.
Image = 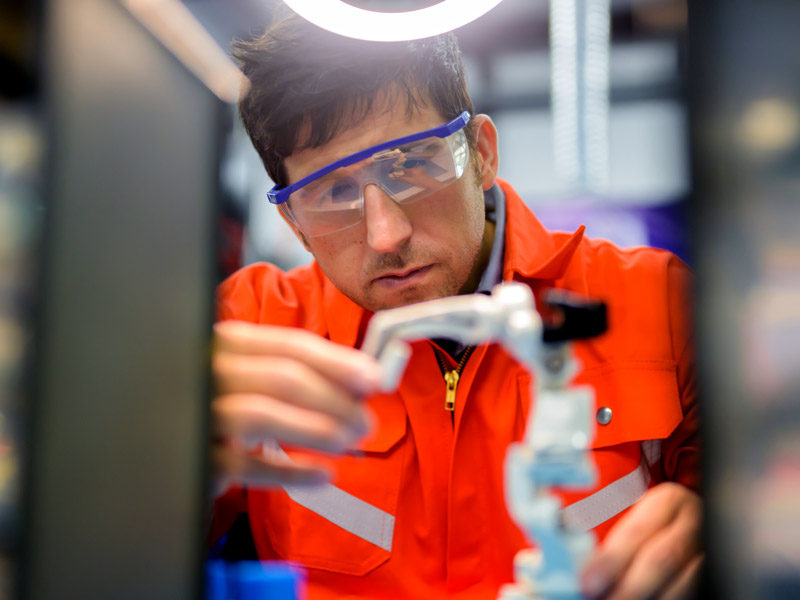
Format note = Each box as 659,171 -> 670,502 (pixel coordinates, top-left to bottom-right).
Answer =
215,321 -> 381,396
604,501 -> 702,600
581,483 -> 690,598
212,443 -> 330,494
213,393 -> 367,454
214,353 -> 370,435
661,554 -> 704,600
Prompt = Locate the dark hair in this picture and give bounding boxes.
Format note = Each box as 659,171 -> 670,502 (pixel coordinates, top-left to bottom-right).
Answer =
232,13 -> 475,187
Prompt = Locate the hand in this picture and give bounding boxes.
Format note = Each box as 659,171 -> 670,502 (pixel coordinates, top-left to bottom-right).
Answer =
211,320 -> 381,495
580,482 -> 703,600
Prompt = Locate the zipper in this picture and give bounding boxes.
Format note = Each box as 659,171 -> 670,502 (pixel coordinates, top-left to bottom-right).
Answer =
434,345 -> 476,414
444,371 -> 459,411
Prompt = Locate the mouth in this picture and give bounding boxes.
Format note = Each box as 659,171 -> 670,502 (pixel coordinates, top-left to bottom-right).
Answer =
372,264 -> 434,288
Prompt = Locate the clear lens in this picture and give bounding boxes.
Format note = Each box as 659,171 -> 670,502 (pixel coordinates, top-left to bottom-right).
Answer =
376,133 -> 461,204
286,128 -> 469,237
447,129 -> 469,178
286,159 -> 367,237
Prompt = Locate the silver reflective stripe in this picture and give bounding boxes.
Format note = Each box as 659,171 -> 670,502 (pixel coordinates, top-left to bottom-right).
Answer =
560,443 -> 660,532
640,439 -> 662,467
272,446 -> 395,551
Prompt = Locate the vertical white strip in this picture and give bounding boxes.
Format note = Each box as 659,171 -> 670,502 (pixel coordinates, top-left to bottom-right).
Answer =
550,0 -> 580,187
583,0 -> 611,190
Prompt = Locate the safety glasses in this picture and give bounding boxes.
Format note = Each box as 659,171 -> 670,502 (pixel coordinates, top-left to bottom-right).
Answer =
267,111 -> 471,238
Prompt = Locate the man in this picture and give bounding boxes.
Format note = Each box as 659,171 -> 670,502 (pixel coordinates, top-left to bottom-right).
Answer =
211,12 -> 701,600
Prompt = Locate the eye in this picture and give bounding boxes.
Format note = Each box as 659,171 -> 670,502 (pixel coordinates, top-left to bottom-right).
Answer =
399,158 -> 427,169
330,181 -> 358,203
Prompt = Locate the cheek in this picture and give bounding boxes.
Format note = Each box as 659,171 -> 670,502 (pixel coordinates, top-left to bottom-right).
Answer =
439,188 -> 485,244
308,234 -> 365,280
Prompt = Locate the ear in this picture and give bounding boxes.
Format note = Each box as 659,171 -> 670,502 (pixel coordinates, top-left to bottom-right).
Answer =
278,208 -> 312,251
471,114 -> 499,191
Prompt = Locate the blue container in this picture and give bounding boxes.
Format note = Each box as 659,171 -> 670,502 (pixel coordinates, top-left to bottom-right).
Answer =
206,560 -> 306,600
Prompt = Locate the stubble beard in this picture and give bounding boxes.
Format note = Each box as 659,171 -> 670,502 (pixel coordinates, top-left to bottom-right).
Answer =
359,199 -> 486,313
354,229 -> 485,313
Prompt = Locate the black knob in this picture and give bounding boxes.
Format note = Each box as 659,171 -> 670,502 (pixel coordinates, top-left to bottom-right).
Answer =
540,289 -> 607,343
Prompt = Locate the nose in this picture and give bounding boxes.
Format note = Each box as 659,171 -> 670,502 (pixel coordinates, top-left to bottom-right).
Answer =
364,184 -> 413,254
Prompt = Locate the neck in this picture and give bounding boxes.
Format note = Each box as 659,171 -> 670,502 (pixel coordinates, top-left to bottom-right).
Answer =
460,218 -> 496,295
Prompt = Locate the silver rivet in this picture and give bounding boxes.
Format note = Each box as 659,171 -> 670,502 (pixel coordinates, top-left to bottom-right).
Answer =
596,407 -> 612,425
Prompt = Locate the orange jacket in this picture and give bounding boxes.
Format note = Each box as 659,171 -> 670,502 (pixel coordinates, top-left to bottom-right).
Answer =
214,179 -> 699,599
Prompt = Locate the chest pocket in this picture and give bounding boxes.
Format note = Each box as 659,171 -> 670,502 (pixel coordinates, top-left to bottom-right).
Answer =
579,361 -> 684,450
548,361 -> 685,536
253,393 -> 408,576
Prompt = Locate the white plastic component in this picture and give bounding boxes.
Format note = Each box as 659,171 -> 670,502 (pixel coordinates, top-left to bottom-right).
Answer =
376,339 -> 412,393
361,282 -> 542,391
361,282 -> 598,600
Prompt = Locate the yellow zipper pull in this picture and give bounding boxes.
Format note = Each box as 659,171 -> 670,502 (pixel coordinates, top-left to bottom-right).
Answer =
444,370 -> 460,411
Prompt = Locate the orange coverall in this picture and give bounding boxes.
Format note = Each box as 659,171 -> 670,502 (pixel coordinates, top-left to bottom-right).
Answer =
213,179 -> 699,599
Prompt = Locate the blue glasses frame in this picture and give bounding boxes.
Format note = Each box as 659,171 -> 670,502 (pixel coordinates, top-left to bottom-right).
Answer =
267,111 -> 471,206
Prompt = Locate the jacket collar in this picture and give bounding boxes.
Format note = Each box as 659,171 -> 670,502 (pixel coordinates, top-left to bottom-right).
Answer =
499,178 -> 585,282
321,178 -> 585,347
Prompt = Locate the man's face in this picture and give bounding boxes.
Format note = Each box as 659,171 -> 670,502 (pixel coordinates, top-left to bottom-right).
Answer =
284,101 -> 496,313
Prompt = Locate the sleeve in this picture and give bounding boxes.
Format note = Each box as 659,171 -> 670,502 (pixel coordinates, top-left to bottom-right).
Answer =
208,485 -> 248,551
661,255 -> 701,493
216,262 -> 311,327
209,263 -> 309,555
216,264 -> 267,323
208,267 -> 267,552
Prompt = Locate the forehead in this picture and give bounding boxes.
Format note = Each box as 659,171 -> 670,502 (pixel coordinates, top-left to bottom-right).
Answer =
284,100 -> 447,183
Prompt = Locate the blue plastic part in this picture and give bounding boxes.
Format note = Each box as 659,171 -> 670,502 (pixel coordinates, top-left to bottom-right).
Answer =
205,560 -> 227,600
205,560 -> 306,600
